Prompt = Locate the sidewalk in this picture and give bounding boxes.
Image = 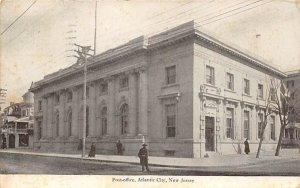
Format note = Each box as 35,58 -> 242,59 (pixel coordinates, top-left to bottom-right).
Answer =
0,148 -> 298,168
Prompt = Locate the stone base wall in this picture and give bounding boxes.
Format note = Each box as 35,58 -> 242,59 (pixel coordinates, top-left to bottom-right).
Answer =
33,138 -> 282,158
33,137 -> 145,155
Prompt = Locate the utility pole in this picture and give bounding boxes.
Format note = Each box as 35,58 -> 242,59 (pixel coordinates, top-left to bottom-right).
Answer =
74,44 -> 93,159
94,0 -> 98,56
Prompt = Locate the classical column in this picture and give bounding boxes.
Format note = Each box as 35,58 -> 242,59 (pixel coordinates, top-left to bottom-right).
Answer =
138,67 -> 148,135
199,96 -> 206,157
42,97 -> 48,139
128,71 -> 137,136
71,87 -> 79,137
253,107 -> 258,141
235,102 -> 241,140
47,94 -> 53,138
107,76 -> 116,136
215,100 -> 222,153
59,90 -> 65,138
88,82 -> 97,137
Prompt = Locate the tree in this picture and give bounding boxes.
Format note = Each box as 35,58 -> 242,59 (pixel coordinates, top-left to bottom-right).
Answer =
256,79 -> 273,158
269,79 -> 298,156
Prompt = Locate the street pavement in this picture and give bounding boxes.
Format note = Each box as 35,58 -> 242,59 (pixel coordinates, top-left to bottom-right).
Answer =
0,149 -> 299,175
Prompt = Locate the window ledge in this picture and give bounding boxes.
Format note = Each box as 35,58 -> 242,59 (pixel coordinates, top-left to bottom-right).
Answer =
242,93 -> 252,97
257,97 -> 265,101
166,137 -> 176,139
161,83 -> 179,89
224,89 -> 236,93
204,83 -> 217,88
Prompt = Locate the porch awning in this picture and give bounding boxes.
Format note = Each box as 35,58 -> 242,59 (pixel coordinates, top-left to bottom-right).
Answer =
15,117 -> 33,124
286,122 -> 300,129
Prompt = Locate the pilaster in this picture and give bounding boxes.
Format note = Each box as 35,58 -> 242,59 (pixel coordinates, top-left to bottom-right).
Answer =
107,76 -> 116,136
47,94 -> 53,138
88,82 -> 97,137
128,71 -> 137,136
59,90 -> 65,138
42,97 -> 48,139
138,67 -> 148,135
71,87 -> 79,137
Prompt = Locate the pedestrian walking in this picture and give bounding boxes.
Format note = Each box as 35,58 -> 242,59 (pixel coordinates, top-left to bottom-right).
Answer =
138,143 -> 150,172
116,140 -> 123,155
88,143 -> 96,157
244,139 -> 250,154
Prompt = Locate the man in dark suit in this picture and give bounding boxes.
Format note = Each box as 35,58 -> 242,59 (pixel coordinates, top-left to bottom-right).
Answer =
138,143 -> 150,172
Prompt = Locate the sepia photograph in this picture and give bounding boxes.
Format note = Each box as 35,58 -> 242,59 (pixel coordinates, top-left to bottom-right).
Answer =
0,0 -> 299,187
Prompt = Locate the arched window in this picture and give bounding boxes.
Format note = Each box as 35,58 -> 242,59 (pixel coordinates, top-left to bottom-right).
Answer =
120,104 -> 128,135
67,91 -> 73,102
56,113 -> 59,137
67,111 -> 72,137
101,107 -> 107,135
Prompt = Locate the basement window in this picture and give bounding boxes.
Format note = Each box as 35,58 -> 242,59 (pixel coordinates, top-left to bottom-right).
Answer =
164,150 -> 175,156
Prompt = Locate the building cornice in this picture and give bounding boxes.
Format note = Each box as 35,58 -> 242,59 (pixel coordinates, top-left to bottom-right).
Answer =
193,30 -> 286,79
30,21 -> 287,92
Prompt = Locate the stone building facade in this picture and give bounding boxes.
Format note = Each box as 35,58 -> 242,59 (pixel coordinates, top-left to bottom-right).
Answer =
30,21 -> 286,158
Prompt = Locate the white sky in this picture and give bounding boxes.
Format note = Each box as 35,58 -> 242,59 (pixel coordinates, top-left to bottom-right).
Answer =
0,0 -> 299,105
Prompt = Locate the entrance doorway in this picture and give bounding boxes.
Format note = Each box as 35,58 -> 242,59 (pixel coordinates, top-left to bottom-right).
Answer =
9,134 -> 15,148
205,116 -> 215,151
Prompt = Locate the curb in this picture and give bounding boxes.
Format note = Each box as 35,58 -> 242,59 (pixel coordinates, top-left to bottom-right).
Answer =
0,150 -> 297,169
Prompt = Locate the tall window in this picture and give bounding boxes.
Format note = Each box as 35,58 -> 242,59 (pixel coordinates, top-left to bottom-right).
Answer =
290,92 -> 295,100
56,113 -> 59,137
166,65 -> 176,85
166,104 -> 176,138
86,87 -> 90,98
38,100 -> 42,111
206,66 -> 215,85
270,87 -> 276,101
55,94 -> 60,104
244,79 -> 250,95
287,80 -> 294,87
258,84 -> 263,99
284,129 -> 288,138
101,107 -> 107,135
226,108 -> 234,139
120,76 -> 129,89
270,116 -> 275,140
226,73 -> 234,90
100,82 -> 108,95
38,121 -> 42,140
120,104 -> 128,135
258,113 -> 263,139
244,111 -> 250,139
67,111 -> 72,137
67,91 -> 73,102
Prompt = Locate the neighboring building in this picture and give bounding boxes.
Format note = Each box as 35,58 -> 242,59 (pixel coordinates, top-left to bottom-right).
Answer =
283,70 -> 300,146
29,21 -> 285,158
0,91 -> 34,149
